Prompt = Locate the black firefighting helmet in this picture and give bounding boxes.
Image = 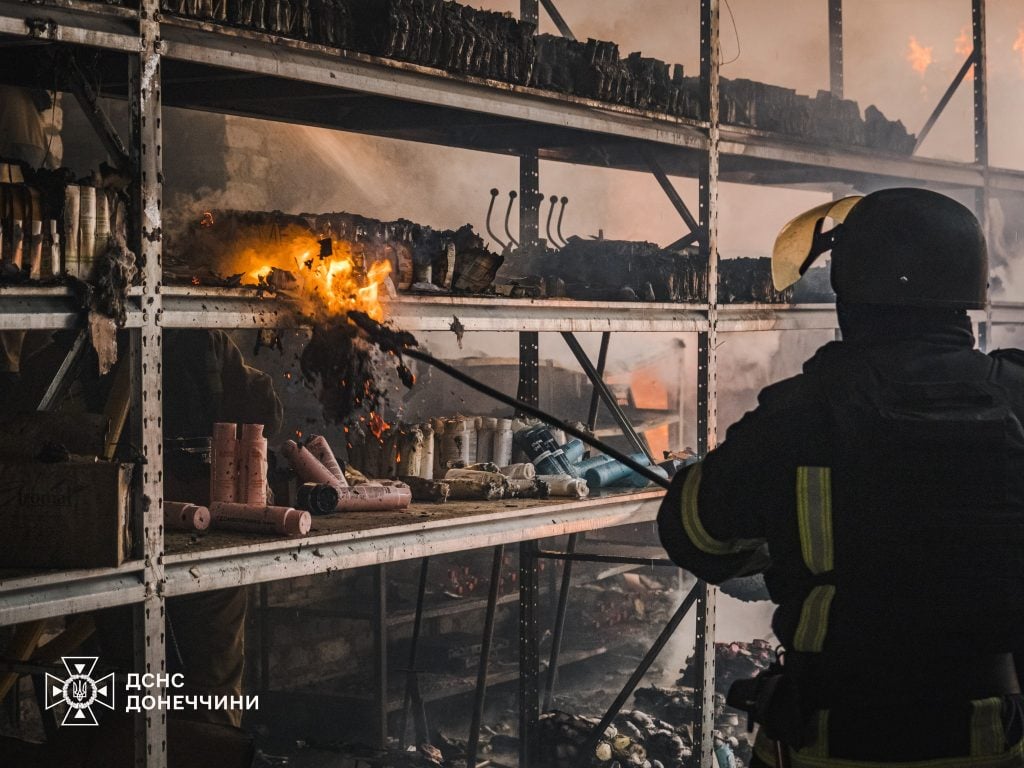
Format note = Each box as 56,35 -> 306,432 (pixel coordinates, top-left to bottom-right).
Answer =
772,188 -> 988,309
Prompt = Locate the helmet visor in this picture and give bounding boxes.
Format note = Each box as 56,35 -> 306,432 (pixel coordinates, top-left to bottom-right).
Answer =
771,196 -> 862,290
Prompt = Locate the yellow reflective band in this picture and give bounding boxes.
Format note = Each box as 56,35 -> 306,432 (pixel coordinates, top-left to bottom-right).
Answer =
754,729 -> 780,767
679,462 -> 763,556
788,739 -> 1024,768
971,698 -> 1005,757
793,585 -> 836,652
796,466 -> 834,574
800,710 -> 830,758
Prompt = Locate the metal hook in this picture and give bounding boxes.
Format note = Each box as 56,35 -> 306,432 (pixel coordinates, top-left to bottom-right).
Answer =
504,190 -> 520,248
485,188 -> 508,249
545,194 -> 560,250
556,196 -> 570,247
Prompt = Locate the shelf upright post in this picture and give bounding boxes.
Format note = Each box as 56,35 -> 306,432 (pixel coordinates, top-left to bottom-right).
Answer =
517,147 -> 541,411
517,0 -> 541,412
828,0 -> 843,99
971,0 -> 992,338
373,564 -> 389,747
518,8 -> 542,758
695,0 -> 721,765
519,539 -> 541,768
131,0 -> 167,763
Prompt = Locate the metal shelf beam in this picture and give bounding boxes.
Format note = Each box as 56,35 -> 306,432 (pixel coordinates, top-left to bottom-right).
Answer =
162,492 -> 661,597
0,0 -> 139,51
0,563 -> 146,626
158,19 -> 709,152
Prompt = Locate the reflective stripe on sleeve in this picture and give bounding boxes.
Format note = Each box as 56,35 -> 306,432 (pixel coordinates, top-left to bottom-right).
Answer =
796,466 -> 834,574
792,585 -> 836,653
679,462 -> 764,556
792,466 -> 836,653
971,698 -> 1005,757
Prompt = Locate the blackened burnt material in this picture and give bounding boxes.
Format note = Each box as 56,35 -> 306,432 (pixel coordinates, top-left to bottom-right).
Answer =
518,237 -> 706,303
163,0 -> 917,152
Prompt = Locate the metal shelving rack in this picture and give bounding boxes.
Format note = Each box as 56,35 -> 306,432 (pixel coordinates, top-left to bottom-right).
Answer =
0,0 -> 1020,765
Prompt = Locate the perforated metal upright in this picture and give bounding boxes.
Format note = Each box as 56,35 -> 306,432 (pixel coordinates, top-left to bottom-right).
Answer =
132,0 -> 168,764
694,0 -> 721,764
971,0 -> 993,341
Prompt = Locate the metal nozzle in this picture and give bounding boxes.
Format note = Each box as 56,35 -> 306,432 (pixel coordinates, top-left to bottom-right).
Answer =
504,191 -> 520,247
485,188 -> 508,249
545,194 -> 560,250
556,196 -> 570,247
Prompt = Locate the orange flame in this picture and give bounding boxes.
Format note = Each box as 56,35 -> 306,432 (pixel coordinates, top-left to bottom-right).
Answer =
954,27 -> 975,80
1014,26 -> 1024,70
368,412 -> 390,440
954,27 -> 972,58
907,36 -> 933,76
215,224 -> 392,323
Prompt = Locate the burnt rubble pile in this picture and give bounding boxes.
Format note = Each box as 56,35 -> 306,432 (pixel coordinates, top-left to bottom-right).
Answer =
720,80 -> 917,154
163,0 -> 916,151
718,257 -> 792,304
166,208 -> 502,292
514,238 -> 705,303
352,0 -> 536,85
539,710 -> 693,768
513,240 -> 828,304
530,35 -> 699,116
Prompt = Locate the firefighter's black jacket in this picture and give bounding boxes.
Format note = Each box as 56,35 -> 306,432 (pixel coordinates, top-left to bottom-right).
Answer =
658,307 -> 1024,765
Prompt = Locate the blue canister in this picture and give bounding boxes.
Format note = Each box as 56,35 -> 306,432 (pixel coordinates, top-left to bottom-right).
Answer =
577,454 -> 614,475
584,452 -> 665,488
561,438 -> 585,465
514,425 -> 578,478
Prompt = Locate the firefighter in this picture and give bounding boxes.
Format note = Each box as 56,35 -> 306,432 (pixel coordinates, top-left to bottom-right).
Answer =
657,188 -> 1024,767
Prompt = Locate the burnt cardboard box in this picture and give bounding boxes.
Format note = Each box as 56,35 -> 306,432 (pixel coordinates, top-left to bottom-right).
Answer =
0,459 -> 132,569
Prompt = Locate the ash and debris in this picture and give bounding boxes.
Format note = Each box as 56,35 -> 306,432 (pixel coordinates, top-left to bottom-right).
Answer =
162,0 -> 916,153
297,313 -> 417,426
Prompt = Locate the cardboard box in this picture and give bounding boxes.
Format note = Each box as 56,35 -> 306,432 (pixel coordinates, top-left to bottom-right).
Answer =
0,459 -> 132,569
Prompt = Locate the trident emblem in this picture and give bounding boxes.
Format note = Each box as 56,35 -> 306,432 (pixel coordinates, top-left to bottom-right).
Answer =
44,657 -> 116,726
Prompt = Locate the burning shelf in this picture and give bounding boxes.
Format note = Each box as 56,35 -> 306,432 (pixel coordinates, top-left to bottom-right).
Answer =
165,208 -> 836,309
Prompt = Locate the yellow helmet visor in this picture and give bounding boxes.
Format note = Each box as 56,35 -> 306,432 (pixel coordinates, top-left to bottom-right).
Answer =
771,196 -> 863,291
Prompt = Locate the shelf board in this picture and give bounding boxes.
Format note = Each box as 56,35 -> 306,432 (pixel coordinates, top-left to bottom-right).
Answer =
3,2 -> 1024,192
0,0 -> 139,51
150,286 -> 713,332
386,295 -> 710,333
716,303 -> 839,333
0,286 -> 86,330
0,561 -> 146,625
162,490 -> 662,597
156,16 -> 708,163
15,286 -> 1023,336
720,126 -> 986,190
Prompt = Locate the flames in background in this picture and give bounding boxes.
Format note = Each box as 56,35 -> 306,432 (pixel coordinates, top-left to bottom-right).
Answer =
906,36 -> 934,76
910,23 -> 1024,81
